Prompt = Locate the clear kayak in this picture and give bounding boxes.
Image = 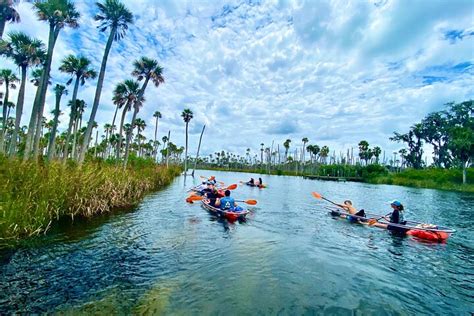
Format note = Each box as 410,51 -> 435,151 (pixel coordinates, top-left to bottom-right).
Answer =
201,199 -> 250,222
328,208 -> 455,242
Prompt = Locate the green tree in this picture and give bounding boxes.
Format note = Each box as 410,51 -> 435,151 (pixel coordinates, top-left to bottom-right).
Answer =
3,32 -> 46,155
47,84 -> 67,160
113,79 -> 141,160
153,111 -> 161,158
320,145 -> 329,164
301,137 -> 308,163
0,68 -> 18,153
79,0 -> 133,164
358,140 -> 369,165
372,146 -> 382,164
391,124 -> 424,169
0,0 -> 20,39
59,54 -> 97,160
283,139 -> 291,161
123,57 -> 164,167
24,0 -> 80,159
181,108 -> 193,173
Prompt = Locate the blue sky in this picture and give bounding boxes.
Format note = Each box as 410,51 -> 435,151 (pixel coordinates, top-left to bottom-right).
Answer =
2,0 -> 473,158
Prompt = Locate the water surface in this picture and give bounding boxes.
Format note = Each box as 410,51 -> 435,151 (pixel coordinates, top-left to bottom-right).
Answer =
1,170 -> 473,314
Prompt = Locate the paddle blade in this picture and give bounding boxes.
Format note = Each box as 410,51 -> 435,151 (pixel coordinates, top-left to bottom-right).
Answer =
188,195 -> 204,202
311,192 -> 322,199
226,184 -> 238,190
368,219 -> 377,226
244,199 -> 257,205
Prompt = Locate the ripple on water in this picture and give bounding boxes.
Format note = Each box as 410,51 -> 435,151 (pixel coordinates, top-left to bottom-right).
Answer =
0,171 -> 473,314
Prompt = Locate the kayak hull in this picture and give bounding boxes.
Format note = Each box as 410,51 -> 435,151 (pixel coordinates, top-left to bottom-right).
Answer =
201,200 -> 250,221
329,209 -> 452,242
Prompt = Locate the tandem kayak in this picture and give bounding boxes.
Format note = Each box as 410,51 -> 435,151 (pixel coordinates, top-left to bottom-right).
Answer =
328,208 -> 455,242
241,182 -> 266,189
201,199 -> 250,221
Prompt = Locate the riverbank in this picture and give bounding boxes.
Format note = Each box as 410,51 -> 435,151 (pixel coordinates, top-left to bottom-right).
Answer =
197,165 -> 474,193
0,155 -> 181,244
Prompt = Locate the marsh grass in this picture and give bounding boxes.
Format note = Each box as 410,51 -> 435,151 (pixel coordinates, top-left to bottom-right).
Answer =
0,155 -> 181,241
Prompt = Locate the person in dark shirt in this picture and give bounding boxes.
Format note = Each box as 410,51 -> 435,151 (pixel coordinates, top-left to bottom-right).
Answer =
246,178 -> 255,186
370,200 -> 407,233
203,183 -> 219,206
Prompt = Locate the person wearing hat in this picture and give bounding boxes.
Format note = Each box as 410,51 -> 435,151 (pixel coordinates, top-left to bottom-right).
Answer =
370,200 -> 407,233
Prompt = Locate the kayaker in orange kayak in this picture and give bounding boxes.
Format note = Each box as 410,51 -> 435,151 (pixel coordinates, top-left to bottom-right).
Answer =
370,200 -> 408,233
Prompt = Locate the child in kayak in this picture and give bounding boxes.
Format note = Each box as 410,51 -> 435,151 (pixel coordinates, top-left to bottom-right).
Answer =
334,200 -> 366,222
216,190 -> 244,212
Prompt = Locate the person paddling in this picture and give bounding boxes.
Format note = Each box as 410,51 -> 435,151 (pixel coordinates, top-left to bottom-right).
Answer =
334,200 -> 366,222
216,190 -> 244,212
246,178 -> 255,186
256,177 -> 264,187
370,200 -> 407,233
203,183 -> 219,206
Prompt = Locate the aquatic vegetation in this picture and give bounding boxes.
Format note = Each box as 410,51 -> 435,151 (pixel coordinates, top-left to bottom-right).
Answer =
0,155 -> 181,241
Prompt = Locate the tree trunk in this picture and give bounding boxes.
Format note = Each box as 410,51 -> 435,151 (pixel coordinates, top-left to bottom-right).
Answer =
78,26 -> 116,165
116,103 -> 129,160
184,122 -> 188,174
191,125 -> 205,177
0,77 -> 10,154
71,116 -> 79,160
0,20 -> 5,39
154,116 -> 158,161
62,75 -> 80,162
32,27 -> 60,159
166,130 -> 170,168
122,107 -> 138,168
47,91 -> 63,160
94,129 -> 98,158
23,83 -> 41,160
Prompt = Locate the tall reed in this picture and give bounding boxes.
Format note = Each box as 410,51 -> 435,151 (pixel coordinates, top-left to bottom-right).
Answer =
0,155 -> 181,240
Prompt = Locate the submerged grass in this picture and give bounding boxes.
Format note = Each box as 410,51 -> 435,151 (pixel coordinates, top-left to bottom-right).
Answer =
0,155 -> 181,242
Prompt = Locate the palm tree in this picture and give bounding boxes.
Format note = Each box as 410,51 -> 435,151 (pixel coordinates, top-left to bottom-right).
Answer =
24,0 -> 80,160
59,54 -> 97,160
153,111 -> 161,159
47,84 -> 67,160
103,123 -> 112,157
123,57 -> 164,167
181,108 -> 193,173
133,118 -> 146,156
301,137 -> 308,164
30,68 -> 49,86
0,0 -> 20,39
283,139 -> 291,161
113,79 -> 141,159
79,0 -> 133,164
373,146 -> 382,164
72,99 -> 86,159
3,32 -> 46,155
0,68 -> 19,153
320,145 -> 329,164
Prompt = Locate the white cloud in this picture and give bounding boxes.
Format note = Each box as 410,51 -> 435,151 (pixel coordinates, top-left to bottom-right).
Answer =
0,0 -> 472,159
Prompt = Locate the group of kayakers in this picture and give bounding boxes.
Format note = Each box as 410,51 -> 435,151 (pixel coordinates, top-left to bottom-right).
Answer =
197,179 -> 244,212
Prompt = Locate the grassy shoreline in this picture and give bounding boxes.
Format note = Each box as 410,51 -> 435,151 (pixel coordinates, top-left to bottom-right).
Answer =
0,156 -> 181,244
197,166 -> 474,193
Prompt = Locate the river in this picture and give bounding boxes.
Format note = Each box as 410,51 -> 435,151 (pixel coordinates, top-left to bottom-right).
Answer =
0,170 -> 473,314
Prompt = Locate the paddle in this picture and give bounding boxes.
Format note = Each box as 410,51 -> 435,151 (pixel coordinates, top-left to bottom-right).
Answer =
225,184 -> 238,190
187,195 -> 257,205
368,213 -> 391,225
311,191 -> 341,207
199,175 -> 225,185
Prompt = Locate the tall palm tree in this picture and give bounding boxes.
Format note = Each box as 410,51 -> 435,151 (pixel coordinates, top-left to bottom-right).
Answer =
153,110 -> 161,158
59,54 -> 96,160
123,57 -> 164,167
29,68 -> 50,86
103,123 -> 112,157
72,99 -> 86,159
25,0 -> 80,160
301,137 -> 308,163
283,139 -> 291,161
0,0 -> 20,39
134,117 -> 146,156
4,32 -> 46,155
47,84 -> 67,160
0,68 -> 19,153
79,0 -> 133,164
181,108 -> 193,173
320,145 -> 329,164
113,79 -> 141,159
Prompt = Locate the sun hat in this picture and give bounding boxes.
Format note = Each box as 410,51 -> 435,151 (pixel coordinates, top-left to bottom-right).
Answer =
389,200 -> 402,207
